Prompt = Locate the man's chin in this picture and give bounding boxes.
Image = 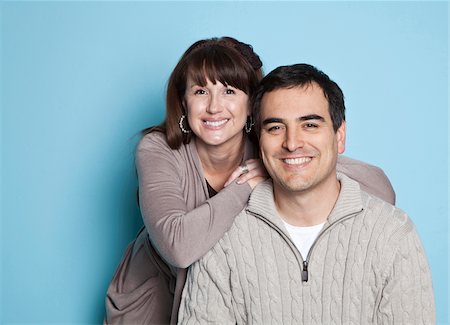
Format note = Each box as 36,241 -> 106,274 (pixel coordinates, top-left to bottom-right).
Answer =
275,178 -> 313,194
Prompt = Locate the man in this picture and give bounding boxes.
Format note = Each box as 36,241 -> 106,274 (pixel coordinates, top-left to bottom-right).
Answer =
178,64 -> 435,324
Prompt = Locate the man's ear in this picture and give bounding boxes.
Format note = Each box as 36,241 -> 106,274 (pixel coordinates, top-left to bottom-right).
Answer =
336,121 -> 346,154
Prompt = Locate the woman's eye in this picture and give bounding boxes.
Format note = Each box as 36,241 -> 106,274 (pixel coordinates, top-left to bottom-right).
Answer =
194,89 -> 206,95
225,89 -> 235,95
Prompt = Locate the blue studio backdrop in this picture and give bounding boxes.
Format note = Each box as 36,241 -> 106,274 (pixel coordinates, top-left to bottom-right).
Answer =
1,1 -> 448,324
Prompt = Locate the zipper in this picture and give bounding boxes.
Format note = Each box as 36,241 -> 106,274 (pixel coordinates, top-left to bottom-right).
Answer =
249,209 -> 362,283
301,210 -> 362,282
302,261 -> 309,282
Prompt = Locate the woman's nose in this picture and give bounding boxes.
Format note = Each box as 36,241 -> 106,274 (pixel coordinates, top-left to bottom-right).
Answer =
206,94 -> 223,114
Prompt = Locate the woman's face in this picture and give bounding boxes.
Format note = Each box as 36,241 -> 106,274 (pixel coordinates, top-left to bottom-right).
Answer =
184,76 -> 249,149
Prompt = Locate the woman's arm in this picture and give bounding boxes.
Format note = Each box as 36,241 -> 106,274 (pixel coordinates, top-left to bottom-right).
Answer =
136,134 -> 252,268
337,155 -> 396,204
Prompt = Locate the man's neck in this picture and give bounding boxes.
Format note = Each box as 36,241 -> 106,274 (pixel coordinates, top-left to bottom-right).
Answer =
274,175 -> 341,227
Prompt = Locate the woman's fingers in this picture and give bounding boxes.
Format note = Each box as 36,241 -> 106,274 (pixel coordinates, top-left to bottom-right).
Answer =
224,159 -> 259,187
224,164 -> 248,187
236,159 -> 268,185
224,159 -> 268,188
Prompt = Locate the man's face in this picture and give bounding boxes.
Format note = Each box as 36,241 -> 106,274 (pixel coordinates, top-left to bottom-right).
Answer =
259,82 -> 346,196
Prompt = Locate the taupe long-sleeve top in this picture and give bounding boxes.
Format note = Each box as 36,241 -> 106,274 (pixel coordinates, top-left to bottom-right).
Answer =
178,175 -> 435,324
138,133 -> 394,269
105,132 -> 396,324
137,132 -> 257,269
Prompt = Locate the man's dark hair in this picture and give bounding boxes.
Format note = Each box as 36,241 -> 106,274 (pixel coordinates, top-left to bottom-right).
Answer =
252,63 -> 345,136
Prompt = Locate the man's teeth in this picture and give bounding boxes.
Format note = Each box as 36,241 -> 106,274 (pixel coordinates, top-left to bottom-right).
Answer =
284,157 -> 312,165
204,119 -> 228,127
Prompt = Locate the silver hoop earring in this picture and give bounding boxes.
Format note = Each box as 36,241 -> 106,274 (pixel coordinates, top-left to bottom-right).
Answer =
245,115 -> 254,134
179,115 -> 191,134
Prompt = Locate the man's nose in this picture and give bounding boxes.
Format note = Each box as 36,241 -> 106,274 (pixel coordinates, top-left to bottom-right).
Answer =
282,127 -> 305,152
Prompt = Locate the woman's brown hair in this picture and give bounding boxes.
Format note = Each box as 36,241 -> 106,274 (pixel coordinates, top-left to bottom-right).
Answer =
143,36 -> 263,149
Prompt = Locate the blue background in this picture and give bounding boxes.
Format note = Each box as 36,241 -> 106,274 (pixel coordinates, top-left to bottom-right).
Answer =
1,1 -> 448,324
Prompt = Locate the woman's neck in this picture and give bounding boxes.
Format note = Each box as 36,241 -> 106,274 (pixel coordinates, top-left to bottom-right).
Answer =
195,135 -> 245,190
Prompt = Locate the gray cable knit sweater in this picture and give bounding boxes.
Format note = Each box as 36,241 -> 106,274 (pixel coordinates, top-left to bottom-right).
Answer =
105,132 -> 396,324
178,174 -> 435,325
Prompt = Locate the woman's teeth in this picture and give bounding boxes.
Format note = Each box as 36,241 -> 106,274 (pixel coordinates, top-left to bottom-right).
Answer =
204,119 -> 228,127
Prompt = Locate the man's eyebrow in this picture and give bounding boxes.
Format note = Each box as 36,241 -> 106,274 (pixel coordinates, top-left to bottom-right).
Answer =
262,115 -> 325,126
299,114 -> 325,122
262,118 -> 283,125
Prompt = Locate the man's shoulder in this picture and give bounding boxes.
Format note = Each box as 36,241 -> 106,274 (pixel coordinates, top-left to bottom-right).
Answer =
208,208 -> 258,254
337,155 -> 395,204
229,180 -> 279,233
191,189 -> 269,267
359,190 -> 414,236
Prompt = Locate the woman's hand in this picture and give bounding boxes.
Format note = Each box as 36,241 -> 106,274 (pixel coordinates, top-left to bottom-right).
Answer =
224,159 -> 268,189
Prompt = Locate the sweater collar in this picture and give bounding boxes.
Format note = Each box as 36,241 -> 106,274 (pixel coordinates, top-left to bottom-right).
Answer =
328,173 -> 364,224
247,173 -> 364,226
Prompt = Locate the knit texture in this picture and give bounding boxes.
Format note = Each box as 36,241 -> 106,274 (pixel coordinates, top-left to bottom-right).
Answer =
178,174 -> 435,325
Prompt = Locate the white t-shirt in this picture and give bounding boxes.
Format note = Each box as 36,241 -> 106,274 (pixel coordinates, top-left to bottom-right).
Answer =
282,220 -> 325,259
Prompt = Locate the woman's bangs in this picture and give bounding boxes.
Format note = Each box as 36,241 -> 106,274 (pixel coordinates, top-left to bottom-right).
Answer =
187,48 -> 250,93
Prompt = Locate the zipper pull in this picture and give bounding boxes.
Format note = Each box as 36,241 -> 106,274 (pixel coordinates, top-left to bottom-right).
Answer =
302,261 -> 309,282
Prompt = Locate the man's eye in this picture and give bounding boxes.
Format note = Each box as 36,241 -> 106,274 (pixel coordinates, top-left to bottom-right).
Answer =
304,123 -> 318,128
268,125 -> 282,133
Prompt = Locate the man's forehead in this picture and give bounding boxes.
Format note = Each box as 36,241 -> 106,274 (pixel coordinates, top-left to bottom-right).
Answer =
262,82 -> 321,97
260,84 -> 329,117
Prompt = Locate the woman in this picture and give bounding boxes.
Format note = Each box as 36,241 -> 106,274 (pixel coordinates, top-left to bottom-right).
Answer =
105,37 -> 395,324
